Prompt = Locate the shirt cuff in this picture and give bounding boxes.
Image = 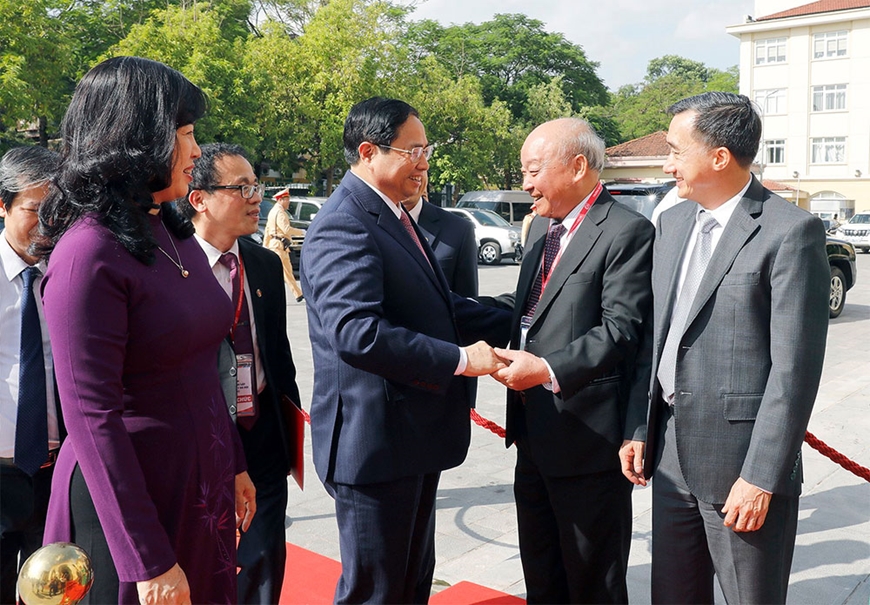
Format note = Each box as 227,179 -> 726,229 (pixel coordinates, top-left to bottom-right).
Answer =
541,358 -> 560,393
455,347 -> 468,375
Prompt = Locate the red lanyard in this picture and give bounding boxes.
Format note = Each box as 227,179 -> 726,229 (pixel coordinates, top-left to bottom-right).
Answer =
541,181 -> 603,293
230,257 -> 245,342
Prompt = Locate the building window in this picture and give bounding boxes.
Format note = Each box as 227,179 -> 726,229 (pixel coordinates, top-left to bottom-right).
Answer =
812,84 -> 847,112
755,37 -> 787,64
764,140 -> 785,165
754,89 -> 786,114
810,137 -> 846,164
813,30 -> 847,59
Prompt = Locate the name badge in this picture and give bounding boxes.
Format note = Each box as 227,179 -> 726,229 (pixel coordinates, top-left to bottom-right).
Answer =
236,353 -> 255,417
519,315 -> 532,351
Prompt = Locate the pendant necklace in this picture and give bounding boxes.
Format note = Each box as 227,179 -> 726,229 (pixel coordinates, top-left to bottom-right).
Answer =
155,220 -> 189,278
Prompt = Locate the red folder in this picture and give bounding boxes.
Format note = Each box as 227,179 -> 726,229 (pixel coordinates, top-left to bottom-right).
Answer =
281,395 -> 305,490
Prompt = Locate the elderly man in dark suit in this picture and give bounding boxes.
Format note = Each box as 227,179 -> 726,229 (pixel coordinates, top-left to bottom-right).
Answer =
401,172 -> 478,297
301,97 -> 509,604
619,92 -> 829,604
178,143 -> 302,604
486,117 -> 654,603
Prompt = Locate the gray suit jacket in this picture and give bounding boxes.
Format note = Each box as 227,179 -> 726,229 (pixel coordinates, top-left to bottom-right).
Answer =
643,177 -> 829,502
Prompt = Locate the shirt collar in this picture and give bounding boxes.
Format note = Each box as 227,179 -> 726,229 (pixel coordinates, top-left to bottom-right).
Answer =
558,184 -> 600,232
407,200 -> 423,223
697,177 -> 752,230
351,168 -> 403,219
194,233 -> 240,268
0,229 -> 43,282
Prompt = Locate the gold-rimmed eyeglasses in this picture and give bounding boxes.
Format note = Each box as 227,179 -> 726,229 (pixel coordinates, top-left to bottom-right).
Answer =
378,144 -> 434,163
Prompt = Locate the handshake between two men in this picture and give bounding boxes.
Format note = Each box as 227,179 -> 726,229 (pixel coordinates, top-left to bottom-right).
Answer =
460,341 -> 550,392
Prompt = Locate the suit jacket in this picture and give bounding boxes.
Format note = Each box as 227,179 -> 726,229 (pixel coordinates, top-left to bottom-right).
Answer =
643,177 -> 829,502
497,190 -> 654,477
219,237 -> 301,475
300,171 -> 509,486
416,202 -> 479,297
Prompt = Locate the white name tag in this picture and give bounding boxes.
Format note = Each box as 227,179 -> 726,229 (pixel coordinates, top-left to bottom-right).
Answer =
236,353 -> 255,417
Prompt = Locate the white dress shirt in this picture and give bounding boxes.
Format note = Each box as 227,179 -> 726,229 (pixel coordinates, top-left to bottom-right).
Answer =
0,230 -> 59,457
194,235 -> 267,393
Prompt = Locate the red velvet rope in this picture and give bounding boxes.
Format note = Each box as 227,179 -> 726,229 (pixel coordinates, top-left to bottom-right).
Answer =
303,406 -> 868,484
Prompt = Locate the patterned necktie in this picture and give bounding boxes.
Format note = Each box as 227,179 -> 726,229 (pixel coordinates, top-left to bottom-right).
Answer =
219,252 -> 259,430
399,211 -> 433,271
15,266 -> 49,476
657,211 -> 720,403
523,222 -> 566,316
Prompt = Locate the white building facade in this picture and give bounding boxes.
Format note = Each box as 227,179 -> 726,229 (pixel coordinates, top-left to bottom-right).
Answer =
727,0 -> 870,216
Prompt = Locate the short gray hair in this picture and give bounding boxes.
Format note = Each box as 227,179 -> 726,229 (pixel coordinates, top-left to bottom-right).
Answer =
0,146 -> 58,209
551,118 -> 605,173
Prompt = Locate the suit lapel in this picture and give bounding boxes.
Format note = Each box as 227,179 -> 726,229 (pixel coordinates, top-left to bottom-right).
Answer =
655,201 -> 697,336
418,203 -> 441,249
238,241 -> 268,356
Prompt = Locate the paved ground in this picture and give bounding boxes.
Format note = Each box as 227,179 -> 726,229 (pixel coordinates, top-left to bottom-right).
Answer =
283,252 -> 870,604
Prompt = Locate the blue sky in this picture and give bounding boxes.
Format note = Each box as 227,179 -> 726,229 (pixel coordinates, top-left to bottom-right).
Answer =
408,0 -> 755,91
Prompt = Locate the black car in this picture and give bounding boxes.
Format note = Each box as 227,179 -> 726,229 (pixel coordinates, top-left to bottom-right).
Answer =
827,236 -> 857,318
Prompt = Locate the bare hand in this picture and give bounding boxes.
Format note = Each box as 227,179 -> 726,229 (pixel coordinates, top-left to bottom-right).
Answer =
722,477 -> 771,532
461,341 -> 508,377
490,348 -> 550,391
618,440 -> 647,486
235,471 -> 257,532
136,563 -> 190,605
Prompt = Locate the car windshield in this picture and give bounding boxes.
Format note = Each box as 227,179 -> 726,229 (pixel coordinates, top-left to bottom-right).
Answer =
609,193 -> 659,220
848,214 -> 870,224
468,209 -> 511,227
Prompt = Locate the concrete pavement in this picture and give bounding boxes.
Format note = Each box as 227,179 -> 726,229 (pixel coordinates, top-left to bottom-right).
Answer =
283,253 -> 870,604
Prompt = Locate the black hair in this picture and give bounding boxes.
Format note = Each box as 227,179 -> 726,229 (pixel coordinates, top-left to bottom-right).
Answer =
37,56 -> 207,263
343,97 -> 419,165
667,92 -> 761,168
0,146 -> 59,209
176,142 -> 249,220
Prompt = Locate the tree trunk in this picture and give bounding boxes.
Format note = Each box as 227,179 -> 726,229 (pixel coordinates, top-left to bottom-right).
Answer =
325,166 -> 334,196
38,116 -> 48,147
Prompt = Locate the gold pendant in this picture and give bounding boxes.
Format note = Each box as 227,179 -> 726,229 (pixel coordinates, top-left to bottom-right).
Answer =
181,269 -> 189,278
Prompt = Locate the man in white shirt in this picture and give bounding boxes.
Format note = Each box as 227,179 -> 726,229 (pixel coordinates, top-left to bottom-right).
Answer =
176,143 -> 302,604
0,146 -> 61,603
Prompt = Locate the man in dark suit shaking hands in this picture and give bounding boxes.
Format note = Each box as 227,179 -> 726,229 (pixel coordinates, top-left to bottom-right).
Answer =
301,97 -> 509,604
488,118 -> 654,603
619,93 -> 829,604
178,143 -> 302,604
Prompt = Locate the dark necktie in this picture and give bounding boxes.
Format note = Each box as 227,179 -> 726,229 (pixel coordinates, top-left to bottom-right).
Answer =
15,266 -> 48,476
399,211 -> 433,271
657,211 -> 719,402
523,222 -> 566,316
219,253 -> 259,430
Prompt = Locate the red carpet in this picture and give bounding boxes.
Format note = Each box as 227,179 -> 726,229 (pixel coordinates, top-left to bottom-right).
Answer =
279,543 -> 525,604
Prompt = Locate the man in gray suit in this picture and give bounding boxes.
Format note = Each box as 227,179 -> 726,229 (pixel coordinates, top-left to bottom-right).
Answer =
619,92 -> 830,604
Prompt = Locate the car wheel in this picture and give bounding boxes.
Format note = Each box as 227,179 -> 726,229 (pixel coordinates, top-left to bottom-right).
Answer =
829,266 -> 846,319
862,248 -> 870,254
479,242 -> 501,265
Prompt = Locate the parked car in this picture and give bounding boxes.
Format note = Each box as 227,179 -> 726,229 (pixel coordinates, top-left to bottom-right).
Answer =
827,236 -> 857,318
604,182 -> 675,220
834,212 -> 870,253
287,196 -> 327,230
443,207 -> 522,265
456,190 -> 534,226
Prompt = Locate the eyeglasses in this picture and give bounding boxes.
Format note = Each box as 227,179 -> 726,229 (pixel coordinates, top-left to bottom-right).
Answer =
208,183 -> 265,199
378,144 -> 434,163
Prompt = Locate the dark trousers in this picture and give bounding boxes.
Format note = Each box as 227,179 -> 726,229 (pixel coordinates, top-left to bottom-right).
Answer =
237,388 -> 289,605
651,408 -> 799,604
0,463 -> 54,604
514,444 -> 633,604
69,464 -> 124,604
332,472 -> 440,604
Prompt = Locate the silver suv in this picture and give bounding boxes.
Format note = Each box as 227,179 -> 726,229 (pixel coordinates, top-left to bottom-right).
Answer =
443,207 -> 522,265
835,212 -> 870,253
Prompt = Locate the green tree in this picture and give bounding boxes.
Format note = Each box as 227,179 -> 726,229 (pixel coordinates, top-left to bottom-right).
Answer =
109,1 -> 260,150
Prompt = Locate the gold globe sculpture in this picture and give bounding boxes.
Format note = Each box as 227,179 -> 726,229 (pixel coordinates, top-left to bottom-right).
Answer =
17,542 -> 93,605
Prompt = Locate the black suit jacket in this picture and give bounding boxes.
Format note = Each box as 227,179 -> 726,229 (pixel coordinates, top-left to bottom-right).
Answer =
497,191 -> 654,477
416,202 -> 479,298
220,237 -> 301,476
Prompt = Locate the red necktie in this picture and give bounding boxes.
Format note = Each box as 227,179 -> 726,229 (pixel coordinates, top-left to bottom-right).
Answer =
399,211 -> 434,271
